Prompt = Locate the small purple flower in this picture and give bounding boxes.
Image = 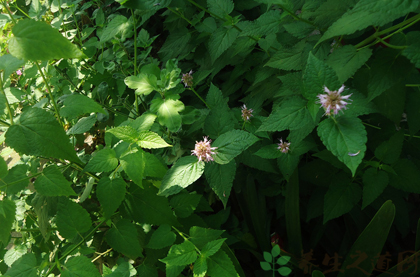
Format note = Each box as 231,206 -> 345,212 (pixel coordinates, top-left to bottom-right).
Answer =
277,138 -> 291,154
317,85 -> 352,116
16,70 -> 22,76
181,70 -> 194,87
191,136 -> 217,162
241,104 -> 254,122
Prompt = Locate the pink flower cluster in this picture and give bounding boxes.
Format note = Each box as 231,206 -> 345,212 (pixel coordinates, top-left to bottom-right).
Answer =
191,136 -> 217,162
317,85 -> 352,116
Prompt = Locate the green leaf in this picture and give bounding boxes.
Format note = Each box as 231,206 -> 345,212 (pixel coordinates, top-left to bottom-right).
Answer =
100,15 -> 133,42
0,54 -> 25,78
96,177 -> 126,218
207,250 -> 237,277
362,168 -> 389,209
144,152 -> 167,179
34,165 -> 76,196
107,126 -> 139,144
124,73 -> 157,96
207,0 -> 234,18
146,224 -> 176,249
303,52 -> 341,100
284,21 -> 315,39
5,253 -> 37,277
260,262 -> 271,271
338,200 -> 395,277
254,144 -> 283,159
194,256 -> 208,277
258,97 -> 312,132
202,239 -> 226,257
323,176 -> 362,224
106,261 -> 131,277
317,0 -> 419,45
190,226 -> 224,249
407,89 -> 420,135
213,130 -> 259,164
56,198 -> 92,239
160,241 -> 197,266
129,113 -> 157,132
2,164 -> 28,195
204,161 -> 236,208
85,148 -> 118,173
208,27 -> 240,63
263,251 -> 272,262
0,199 -> 15,245
402,31 -> 420,68
120,148 -> 146,188
265,40 -> 306,71
5,107 -> 79,163
137,131 -> 171,149
5,87 -> 25,104
123,185 -> 179,226
277,256 -> 291,266
326,45 -> 372,83
136,264 -> 158,277
0,156 -> 7,180
105,219 -> 143,259
312,270 -> 326,277
317,116 -> 367,176
8,19 -> 84,60
61,256 -> 101,277
389,159 -> 420,193
159,156 -> 205,197
150,97 -> 185,132
67,114 -> 97,135
170,192 -> 202,218
278,267 -> 292,276
60,94 -> 106,120
165,264 -> 185,277
374,131 -> 404,164
238,10 -> 283,37
0,93 -> 5,116
4,245 -> 27,267
271,244 -> 281,258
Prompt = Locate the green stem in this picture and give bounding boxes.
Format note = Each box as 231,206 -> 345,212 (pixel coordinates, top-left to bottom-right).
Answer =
172,226 -> 201,255
362,122 -> 381,130
1,0 -> 16,24
406,84 -> 420,87
0,76 -> 14,125
277,4 -> 316,27
131,9 -> 139,116
190,87 -> 210,108
0,119 -> 10,126
10,2 -> 30,19
167,6 -> 193,25
70,163 -> 100,181
376,35 -> 407,49
35,61 -> 63,126
71,8 -> 82,45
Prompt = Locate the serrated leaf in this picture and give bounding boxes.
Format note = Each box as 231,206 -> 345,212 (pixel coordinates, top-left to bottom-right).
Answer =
1,164 -> 28,195
213,130 -> 259,164
151,97 -> 185,132
317,116 -> 367,176
5,87 -> 25,104
34,165 -> 76,196
0,156 -> 7,179
238,10 -> 283,37
159,156 -> 205,197
85,148 -> 118,173
120,148 -> 145,188
208,27 -> 239,63
323,176 -> 362,224
123,185 -> 179,226
265,40 -> 305,71
201,239 -> 226,258
0,199 -> 15,245
144,152 -> 167,179
137,131 -> 171,149
107,126 -> 139,143
129,113 -> 157,132
260,261 -> 271,271
258,97 -> 312,132
206,250 -> 237,277
67,114 -> 97,135
362,168 -> 389,209
5,107 -> 79,163
8,19 -> 84,60
303,52 -> 341,99
194,256 -> 208,277
326,45 -> 372,83
374,131 -> 404,164
100,15 -> 133,42
105,219 -> 143,259
124,73 -> 157,96
61,256 -> 101,277
170,192 -> 202,218
5,253 -> 37,277
96,177 -> 126,218
317,0 -> 419,45
137,264 -> 158,277
190,226 -> 224,249
0,54 -> 25,78
146,224 -> 176,249
106,261 -> 131,277
204,161 -> 236,208
56,198 -> 92,240
284,21 -> 315,39
60,94 -> 106,120
4,245 -> 27,267
207,0 -> 234,18
402,31 -> 420,68
160,240 -> 197,266
389,159 -> 420,193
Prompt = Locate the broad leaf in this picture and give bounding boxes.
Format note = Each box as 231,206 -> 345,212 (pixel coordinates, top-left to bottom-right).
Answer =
201,239 -> 226,257
169,192 -> 202,218
208,27 -> 239,63
146,224 -> 176,249
212,130 -> 259,164
67,114 -> 97,135
144,152 -> 167,179
96,177 -> 126,218
129,113 -> 157,132
206,250 -> 237,277
190,227 -> 224,249
317,116 -> 367,176
56,198 -> 92,239
207,0 -> 234,18
362,168 -> 389,209
374,131 -> 404,164
5,107 -> 80,163
107,126 -> 139,144
277,154 -> 301,182
61,256 -> 101,277
265,40 -> 306,71
0,156 -> 7,179
137,131 -> 171,149
159,156 -> 205,197
60,94 -> 106,120
34,165 -> 76,196
85,148 -> 118,173
151,97 -> 185,132
389,159 -> 420,193
124,73 -> 157,96
0,198 -> 15,245
402,31 -> 420,68
9,19 -> 84,60
100,15 -> 133,42
2,164 -> 29,194
120,148 -> 146,187
160,240 -> 197,266
238,10 -> 283,37
105,219 -> 143,259
0,54 -> 25,78
204,161 -> 236,208
194,256 -> 208,277
5,253 -> 37,277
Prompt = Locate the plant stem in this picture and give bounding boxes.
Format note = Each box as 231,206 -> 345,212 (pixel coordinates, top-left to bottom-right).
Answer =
0,119 -> 11,126
71,8 -> 82,45
0,76 -> 14,125
167,6 -> 193,25
190,87 -> 210,108
131,9 -> 140,116
35,62 -> 63,125
1,0 -> 16,24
